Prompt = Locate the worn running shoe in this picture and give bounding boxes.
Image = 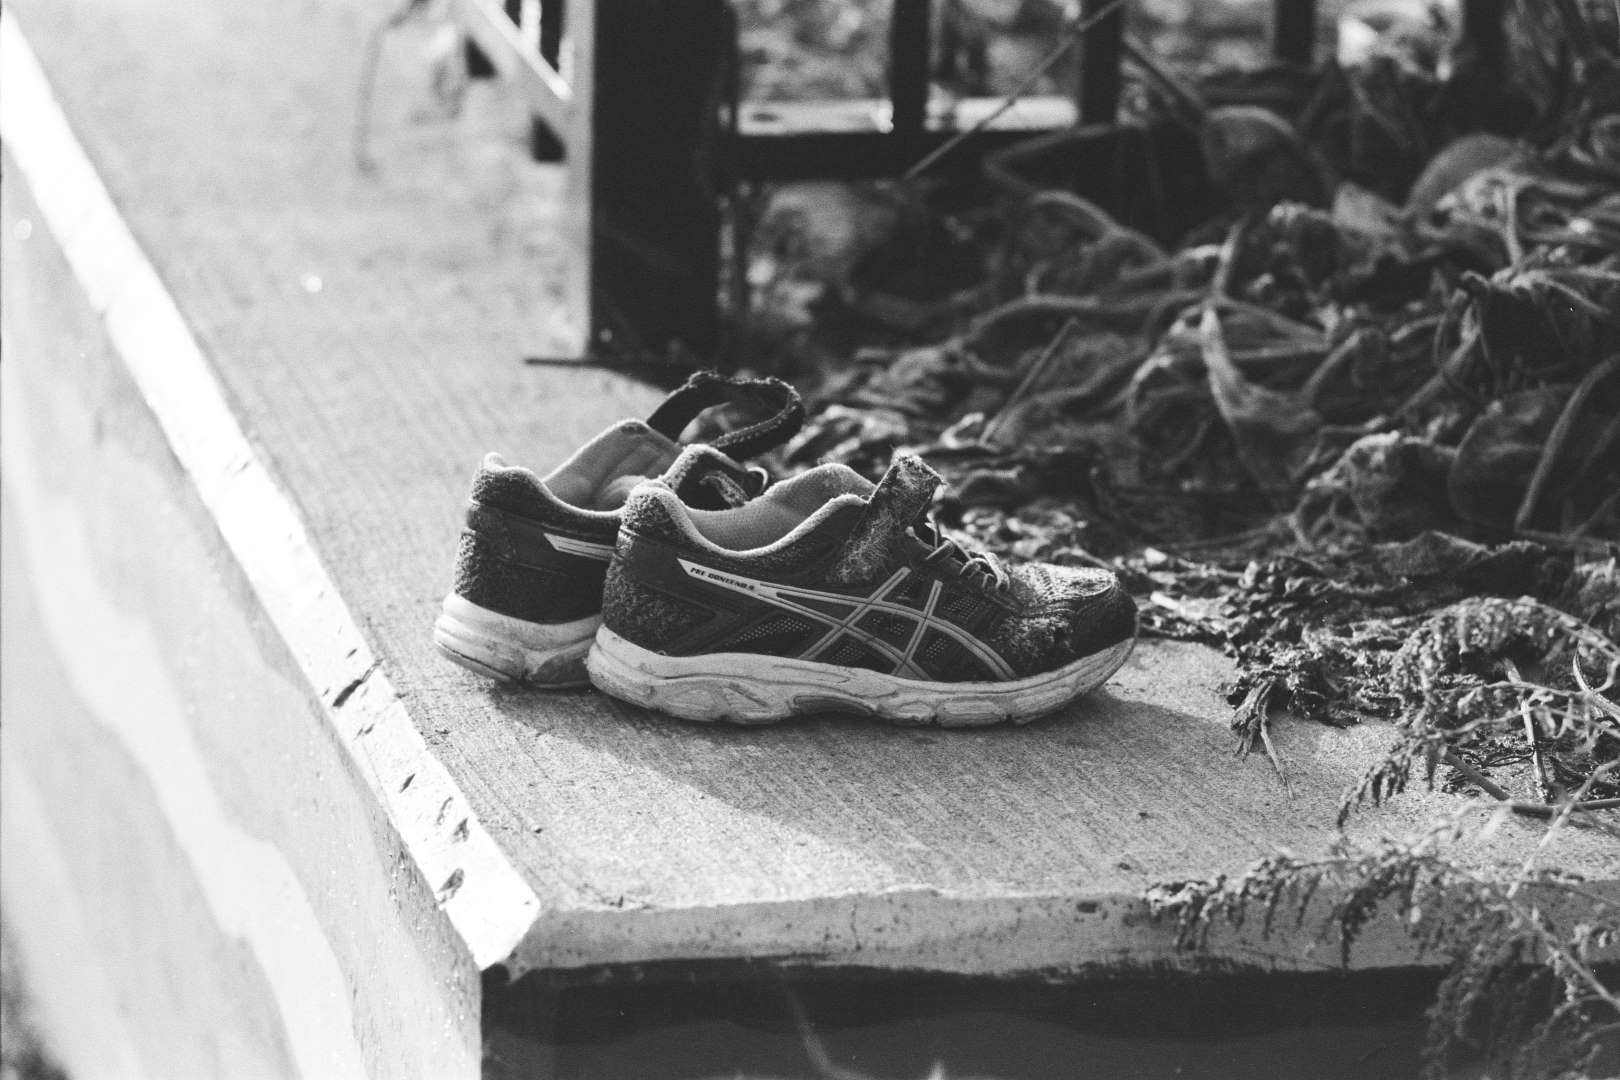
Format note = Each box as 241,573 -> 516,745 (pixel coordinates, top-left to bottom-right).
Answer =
434,372 -> 803,686
586,451 -> 1138,725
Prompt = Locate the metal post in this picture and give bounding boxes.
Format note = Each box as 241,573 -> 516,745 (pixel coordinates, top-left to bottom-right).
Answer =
1461,0 -> 1507,67
1077,0 -> 1124,125
591,0 -> 727,361
1271,0 -> 1316,64
889,0 -> 932,139
540,0 -> 564,67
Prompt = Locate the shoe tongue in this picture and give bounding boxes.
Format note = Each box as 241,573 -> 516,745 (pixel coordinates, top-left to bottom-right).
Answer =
867,453 -> 942,522
664,444 -> 760,510
820,453 -> 943,585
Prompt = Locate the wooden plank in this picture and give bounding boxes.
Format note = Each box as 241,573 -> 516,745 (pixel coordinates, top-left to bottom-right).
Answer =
7,0 -> 1617,995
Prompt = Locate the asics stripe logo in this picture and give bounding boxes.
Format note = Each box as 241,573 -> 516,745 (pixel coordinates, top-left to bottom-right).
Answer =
545,533 -> 616,562
675,559 -> 1014,680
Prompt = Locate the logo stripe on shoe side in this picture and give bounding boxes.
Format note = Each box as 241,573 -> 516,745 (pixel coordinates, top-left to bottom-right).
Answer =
545,533 -> 616,562
675,560 -> 1015,680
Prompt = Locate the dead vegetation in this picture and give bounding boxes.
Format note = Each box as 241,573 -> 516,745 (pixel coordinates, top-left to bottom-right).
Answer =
740,0 -> 1620,819
1147,806 -> 1620,1080
722,2 -> 1620,1073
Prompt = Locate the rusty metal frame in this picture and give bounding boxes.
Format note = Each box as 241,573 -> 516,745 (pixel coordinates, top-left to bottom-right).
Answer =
455,0 -> 1096,362
456,0 -> 1513,365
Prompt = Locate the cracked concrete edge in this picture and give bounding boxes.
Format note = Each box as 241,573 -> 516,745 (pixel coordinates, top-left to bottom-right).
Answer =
510,878 -> 1620,982
512,888 -> 1415,979
0,9 -> 540,970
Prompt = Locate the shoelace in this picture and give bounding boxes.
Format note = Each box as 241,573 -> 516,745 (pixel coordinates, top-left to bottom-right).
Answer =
913,515 -> 1010,593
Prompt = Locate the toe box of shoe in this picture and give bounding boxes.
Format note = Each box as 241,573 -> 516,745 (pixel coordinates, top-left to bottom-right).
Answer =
1059,571 -> 1138,658
996,565 -> 1137,676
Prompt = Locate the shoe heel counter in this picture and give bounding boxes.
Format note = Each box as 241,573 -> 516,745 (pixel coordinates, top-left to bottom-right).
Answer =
600,520 -> 716,653
451,504 -> 606,624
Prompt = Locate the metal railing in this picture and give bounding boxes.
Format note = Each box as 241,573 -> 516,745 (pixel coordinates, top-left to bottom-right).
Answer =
455,0 -> 1512,364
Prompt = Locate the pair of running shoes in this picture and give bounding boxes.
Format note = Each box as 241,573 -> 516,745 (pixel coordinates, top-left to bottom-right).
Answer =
433,372 -> 1138,726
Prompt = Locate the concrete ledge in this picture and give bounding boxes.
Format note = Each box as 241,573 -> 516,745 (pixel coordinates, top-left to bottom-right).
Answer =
2,0 -> 1616,1074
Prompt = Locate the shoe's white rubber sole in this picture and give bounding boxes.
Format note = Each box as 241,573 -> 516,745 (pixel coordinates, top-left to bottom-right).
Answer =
586,627 -> 1137,726
432,594 -> 599,688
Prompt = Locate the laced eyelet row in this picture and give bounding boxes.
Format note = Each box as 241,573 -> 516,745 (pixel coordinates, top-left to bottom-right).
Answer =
915,520 -> 1010,594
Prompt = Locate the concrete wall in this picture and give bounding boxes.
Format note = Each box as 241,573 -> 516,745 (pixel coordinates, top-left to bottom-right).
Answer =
1,160 -> 482,1080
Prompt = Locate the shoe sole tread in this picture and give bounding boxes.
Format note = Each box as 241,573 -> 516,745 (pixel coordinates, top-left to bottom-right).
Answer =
432,594 -> 598,687
586,628 -> 1136,726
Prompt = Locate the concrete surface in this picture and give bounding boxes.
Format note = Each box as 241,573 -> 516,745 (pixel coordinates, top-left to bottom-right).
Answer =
3,0 -> 1615,993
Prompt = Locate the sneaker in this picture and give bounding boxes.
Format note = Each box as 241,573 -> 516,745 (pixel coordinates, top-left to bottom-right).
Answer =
586,451 -> 1138,725
434,371 -> 804,686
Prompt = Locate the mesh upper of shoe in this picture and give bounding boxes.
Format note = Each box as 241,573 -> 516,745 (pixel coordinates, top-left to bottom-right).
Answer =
619,452 -> 1138,678
993,561 -> 1137,674
447,376 -> 807,638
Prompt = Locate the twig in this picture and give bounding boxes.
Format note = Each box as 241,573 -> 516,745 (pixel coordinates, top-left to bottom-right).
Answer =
1158,522 -> 1285,553
981,319 -> 1083,446
1147,590 -> 1204,618
1572,657 -> 1620,731
1383,309 -> 1482,425
1228,343 -> 1332,368
902,0 -> 1133,180
1519,700 -> 1556,804
1257,715 -> 1297,801
1120,32 -> 1207,128
1450,861 -> 1620,1014
1299,329 -> 1369,407
1506,761 -> 1620,900
1571,488 -> 1620,538
1211,298 -> 1327,347
1502,658 -> 1558,805
963,292 -> 1192,346
1210,220 -> 1247,300
1442,749 -> 1513,802
1498,178 -> 1526,267
1513,527 -> 1619,556
1505,798 -> 1620,817
1547,0 -> 1604,63
1514,354 -> 1620,531
998,190 -> 1168,279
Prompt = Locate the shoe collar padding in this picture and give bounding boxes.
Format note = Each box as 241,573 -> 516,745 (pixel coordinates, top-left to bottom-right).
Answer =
630,460 -> 872,556
535,420 -> 683,511
625,453 -> 945,576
